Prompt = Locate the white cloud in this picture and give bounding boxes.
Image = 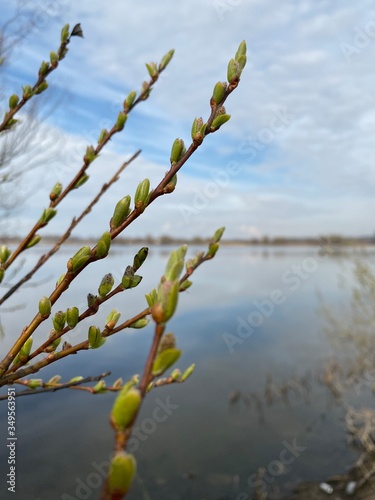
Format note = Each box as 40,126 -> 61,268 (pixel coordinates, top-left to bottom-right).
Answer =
2,0 -> 375,238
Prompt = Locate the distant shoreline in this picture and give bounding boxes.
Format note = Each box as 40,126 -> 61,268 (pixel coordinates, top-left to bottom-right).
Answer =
2,235 -> 375,247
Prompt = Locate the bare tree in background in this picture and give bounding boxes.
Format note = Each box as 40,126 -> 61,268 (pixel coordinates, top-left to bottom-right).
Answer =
0,2 -> 66,214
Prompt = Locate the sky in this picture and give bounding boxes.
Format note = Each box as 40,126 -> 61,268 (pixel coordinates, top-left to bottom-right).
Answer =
1,0 -> 375,240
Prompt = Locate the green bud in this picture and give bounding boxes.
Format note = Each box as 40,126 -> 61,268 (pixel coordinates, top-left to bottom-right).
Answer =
61,24 -> 70,42
170,138 -> 185,165
159,49 -> 174,71
105,309 -> 121,330
50,51 -> 58,65
151,280 -> 179,324
47,375 -> 61,385
26,235 -> 41,249
84,145 -> 97,165
9,94 -> 19,110
39,296 -> 52,318
207,242 -> 220,259
22,85 -> 32,99
0,245 -> 11,264
212,82 -> 227,105
93,380 -> 107,393
134,179 -> 150,209
133,247 -> 149,272
52,310 -> 66,333
171,368 -> 181,381
111,195 -> 131,229
98,273 -> 115,298
122,375 -> 139,393
165,245 -> 187,281
164,173 -> 177,194
44,331 -> 61,353
73,174 -> 89,189
235,40 -> 247,61
28,378 -> 43,389
18,336 -> 33,363
108,452 -> 136,496
96,231 -> 111,258
116,111 -> 127,131
158,332 -> 176,353
236,54 -> 247,73
69,376 -> 84,383
227,58 -> 240,83
145,288 -> 157,307
70,246 -> 91,272
110,388 -> 142,431
39,61 -> 50,77
213,226 -> 225,243
152,348 -> 181,376
49,182 -> 63,201
0,269 -> 4,284
129,318 -> 149,329
210,114 -> 231,132
179,280 -> 192,292
88,325 -> 106,349
124,91 -> 136,111
39,207 -> 57,225
35,81 -> 48,94
191,117 -> 206,144
121,273 -> 142,289
66,307 -> 79,329
98,128 -> 109,143
140,80 -> 151,100
180,363 -> 195,382
146,62 -> 158,79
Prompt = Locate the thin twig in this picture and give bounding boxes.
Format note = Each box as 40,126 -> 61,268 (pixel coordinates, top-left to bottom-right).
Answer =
0,371 -> 111,399
0,150 -> 140,305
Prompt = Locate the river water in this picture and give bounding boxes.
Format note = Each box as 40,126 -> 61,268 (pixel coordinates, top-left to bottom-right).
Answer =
1,244 -> 374,499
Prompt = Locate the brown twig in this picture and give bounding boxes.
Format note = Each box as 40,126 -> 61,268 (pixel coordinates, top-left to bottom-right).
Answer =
0,150 -> 141,305
0,371 -> 111,399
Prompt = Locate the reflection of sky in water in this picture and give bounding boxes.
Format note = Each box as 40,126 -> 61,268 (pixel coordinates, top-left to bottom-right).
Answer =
1,246 -> 374,499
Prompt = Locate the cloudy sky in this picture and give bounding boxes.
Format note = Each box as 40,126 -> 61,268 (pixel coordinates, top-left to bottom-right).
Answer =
1,0 -> 375,240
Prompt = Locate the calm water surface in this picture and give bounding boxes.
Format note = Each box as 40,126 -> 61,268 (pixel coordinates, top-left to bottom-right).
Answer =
1,244 -> 374,499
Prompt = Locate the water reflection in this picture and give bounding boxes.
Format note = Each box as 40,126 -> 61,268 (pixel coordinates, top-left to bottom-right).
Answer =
0,245 -> 374,499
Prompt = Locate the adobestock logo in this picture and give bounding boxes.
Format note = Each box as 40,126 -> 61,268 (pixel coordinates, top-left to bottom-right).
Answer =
340,11 -> 375,62
223,240 -> 334,353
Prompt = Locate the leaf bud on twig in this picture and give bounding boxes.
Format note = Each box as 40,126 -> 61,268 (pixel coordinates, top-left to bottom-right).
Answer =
134,178 -> 150,210
110,388 -> 141,431
152,347 -> 181,376
111,195 -> 131,229
170,138 -> 186,165
159,49 -> 174,71
70,246 -> 91,272
108,452 -> 137,496
88,326 -> 106,349
49,182 -> 63,201
96,231 -> 111,258
66,307 -> 79,329
133,247 -> 149,272
0,245 -> 11,264
39,296 -> 52,318
98,273 -> 115,298
52,311 -> 66,333
8,94 -> 19,110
